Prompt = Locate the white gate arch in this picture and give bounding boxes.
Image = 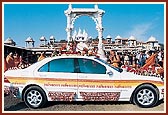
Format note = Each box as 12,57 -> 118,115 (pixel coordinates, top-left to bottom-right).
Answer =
64,4 -> 106,60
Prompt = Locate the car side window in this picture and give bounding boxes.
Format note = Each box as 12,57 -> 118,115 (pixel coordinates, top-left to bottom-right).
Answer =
39,58 -> 74,73
78,58 -> 106,74
38,62 -> 49,72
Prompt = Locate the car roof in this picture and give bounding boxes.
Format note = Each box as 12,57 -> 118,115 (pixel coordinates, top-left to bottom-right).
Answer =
44,55 -> 96,61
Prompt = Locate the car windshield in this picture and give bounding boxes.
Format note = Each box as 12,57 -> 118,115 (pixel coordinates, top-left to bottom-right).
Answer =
95,58 -> 123,73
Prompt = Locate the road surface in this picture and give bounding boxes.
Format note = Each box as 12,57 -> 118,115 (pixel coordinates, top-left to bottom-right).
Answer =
3,95 -> 165,112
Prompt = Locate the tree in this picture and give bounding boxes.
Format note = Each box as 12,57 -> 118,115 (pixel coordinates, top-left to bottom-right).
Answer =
59,40 -> 67,43
159,43 -> 164,50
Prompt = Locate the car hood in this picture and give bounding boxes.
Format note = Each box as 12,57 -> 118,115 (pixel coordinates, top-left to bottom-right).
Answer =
120,71 -> 163,82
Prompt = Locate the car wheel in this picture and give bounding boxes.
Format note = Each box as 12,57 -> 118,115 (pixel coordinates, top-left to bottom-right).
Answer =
133,84 -> 159,108
24,86 -> 47,109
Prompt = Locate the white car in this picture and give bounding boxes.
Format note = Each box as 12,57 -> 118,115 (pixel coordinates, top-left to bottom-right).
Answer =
4,56 -> 164,109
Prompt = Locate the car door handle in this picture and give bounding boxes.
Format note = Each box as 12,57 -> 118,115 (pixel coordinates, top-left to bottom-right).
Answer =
39,74 -> 47,77
79,76 -> 87,78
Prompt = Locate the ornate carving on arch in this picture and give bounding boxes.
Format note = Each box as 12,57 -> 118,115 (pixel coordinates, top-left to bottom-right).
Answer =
71,14 -> 99,30
64,4 -> 105,42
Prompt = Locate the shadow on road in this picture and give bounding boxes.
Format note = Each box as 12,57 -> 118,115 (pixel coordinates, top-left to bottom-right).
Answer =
45,101 -> 131,108
155,99 -> 164,107
45,99 -> 164,108
4,102 -> 28,111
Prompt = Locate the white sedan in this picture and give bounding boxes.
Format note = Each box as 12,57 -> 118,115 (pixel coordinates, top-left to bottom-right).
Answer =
4,56 -> 164,109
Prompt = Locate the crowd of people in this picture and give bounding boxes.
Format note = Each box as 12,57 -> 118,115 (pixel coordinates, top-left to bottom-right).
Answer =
4,52 -> 32,72
4,42 -> 164,78
4,52 -> 21,72
107,50 -> 164,78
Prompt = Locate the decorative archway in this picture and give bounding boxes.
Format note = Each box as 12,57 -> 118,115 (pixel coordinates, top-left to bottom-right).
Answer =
64,4 -> 106,59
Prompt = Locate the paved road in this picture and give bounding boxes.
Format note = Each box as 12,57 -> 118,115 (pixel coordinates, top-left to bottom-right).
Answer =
3,95 -> 165,112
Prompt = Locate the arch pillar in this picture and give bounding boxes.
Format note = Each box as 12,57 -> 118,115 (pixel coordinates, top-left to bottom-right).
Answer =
65,5 -> 73,42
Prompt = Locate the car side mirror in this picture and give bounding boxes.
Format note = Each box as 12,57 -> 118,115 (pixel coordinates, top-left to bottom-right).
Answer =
107,71 -> 113,77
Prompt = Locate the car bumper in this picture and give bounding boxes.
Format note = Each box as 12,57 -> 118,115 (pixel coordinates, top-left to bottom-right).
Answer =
159,87 -> 164,100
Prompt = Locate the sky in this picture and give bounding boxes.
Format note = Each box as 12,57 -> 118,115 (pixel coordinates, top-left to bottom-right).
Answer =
3,3 -> 165,47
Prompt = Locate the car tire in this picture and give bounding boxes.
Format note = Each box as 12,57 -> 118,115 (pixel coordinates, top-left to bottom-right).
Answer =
23,86 -> 47,109
133,84 -> 159,108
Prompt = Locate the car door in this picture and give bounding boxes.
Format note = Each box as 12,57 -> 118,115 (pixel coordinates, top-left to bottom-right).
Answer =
36,58 -> 78,101
76,58 -> 122,101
